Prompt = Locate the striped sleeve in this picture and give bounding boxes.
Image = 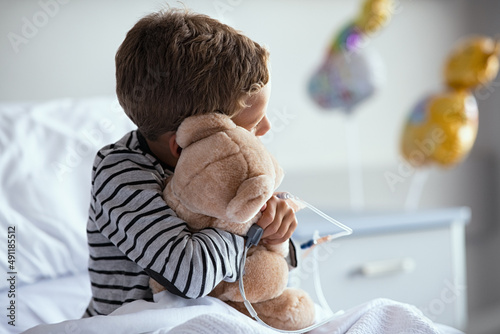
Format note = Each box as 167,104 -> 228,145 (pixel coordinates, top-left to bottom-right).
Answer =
91,151 -> 245,299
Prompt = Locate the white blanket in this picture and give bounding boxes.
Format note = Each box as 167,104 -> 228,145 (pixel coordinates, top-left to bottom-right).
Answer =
23,291 -> 464,334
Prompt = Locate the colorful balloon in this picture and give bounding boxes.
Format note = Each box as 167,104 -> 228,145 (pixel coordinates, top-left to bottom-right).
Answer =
308,0 -> 393,112
332,23 -> 364,52
308,49 -> 384,111
400,35 -> 499,168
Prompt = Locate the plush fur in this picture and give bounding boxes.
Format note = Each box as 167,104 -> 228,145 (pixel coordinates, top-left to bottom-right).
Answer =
151,113 -> 315,330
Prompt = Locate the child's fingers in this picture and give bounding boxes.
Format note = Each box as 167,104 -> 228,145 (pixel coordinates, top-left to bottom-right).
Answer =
256,198 -> 277,236
263,211 -> 297,245
259,209 -> 279,238
265,210 -> 292,239
259,197 -> 297,241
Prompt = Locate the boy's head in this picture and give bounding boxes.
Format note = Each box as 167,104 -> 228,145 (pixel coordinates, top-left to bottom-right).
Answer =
116,8 -> 270,140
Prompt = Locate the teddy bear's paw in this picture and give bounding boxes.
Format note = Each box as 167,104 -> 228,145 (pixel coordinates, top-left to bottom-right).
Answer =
213,248 -> 289,303
226,287 -> 316,331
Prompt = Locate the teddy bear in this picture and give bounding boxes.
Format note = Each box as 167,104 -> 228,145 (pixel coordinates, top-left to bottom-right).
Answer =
150,113 -> 316,330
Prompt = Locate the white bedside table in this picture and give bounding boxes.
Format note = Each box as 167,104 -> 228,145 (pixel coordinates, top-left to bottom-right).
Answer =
290,206 -> 470,330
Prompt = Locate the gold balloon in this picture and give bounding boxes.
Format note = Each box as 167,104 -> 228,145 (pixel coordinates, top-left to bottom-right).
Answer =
401,90 -> 478,168
444,36 -> 500,89
355,0 -> 393,35
401,35 -> 499,169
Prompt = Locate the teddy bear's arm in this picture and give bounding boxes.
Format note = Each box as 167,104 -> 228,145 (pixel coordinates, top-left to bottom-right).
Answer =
210,245 -> 289,303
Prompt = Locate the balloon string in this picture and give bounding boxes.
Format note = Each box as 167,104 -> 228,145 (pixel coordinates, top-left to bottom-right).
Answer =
345,115 -> 364,211
404,168 -> 431,211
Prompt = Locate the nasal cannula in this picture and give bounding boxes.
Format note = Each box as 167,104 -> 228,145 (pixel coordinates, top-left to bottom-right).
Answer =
239,192 -> 353,333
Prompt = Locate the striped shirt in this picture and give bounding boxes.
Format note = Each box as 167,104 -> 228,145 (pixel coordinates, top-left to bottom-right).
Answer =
84,130 -> 245,316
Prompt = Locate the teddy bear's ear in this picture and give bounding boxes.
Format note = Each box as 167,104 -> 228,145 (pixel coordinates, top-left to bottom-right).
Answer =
176,113 -> 236,148
226,175 -> 274,223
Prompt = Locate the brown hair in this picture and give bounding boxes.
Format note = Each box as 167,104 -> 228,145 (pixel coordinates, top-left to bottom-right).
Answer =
115,8 -> 270,140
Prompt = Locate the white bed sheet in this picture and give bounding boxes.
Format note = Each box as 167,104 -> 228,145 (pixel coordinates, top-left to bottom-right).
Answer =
0,272 -> 465,334
16,283 -> 465,334
0,272 -> 91,334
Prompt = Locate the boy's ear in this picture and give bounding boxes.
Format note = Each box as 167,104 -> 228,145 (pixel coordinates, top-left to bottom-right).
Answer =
169,134 -> 181,158
176,113 -> 236,148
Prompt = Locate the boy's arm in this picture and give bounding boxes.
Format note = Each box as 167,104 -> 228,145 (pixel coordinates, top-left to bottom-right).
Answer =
91,152 -> 245,299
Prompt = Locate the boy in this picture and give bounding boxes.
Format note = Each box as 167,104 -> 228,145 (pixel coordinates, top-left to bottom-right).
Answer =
84,8 -> 297,317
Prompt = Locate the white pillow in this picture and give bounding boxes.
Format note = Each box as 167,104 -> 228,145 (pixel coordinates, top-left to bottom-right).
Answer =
0,96 -> 135,288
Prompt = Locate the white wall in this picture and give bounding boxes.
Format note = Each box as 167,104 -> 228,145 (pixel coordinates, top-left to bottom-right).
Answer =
2,0 -> 499,331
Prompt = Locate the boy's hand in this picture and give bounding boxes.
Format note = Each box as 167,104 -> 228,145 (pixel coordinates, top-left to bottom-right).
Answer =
256,194 -> 297,245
